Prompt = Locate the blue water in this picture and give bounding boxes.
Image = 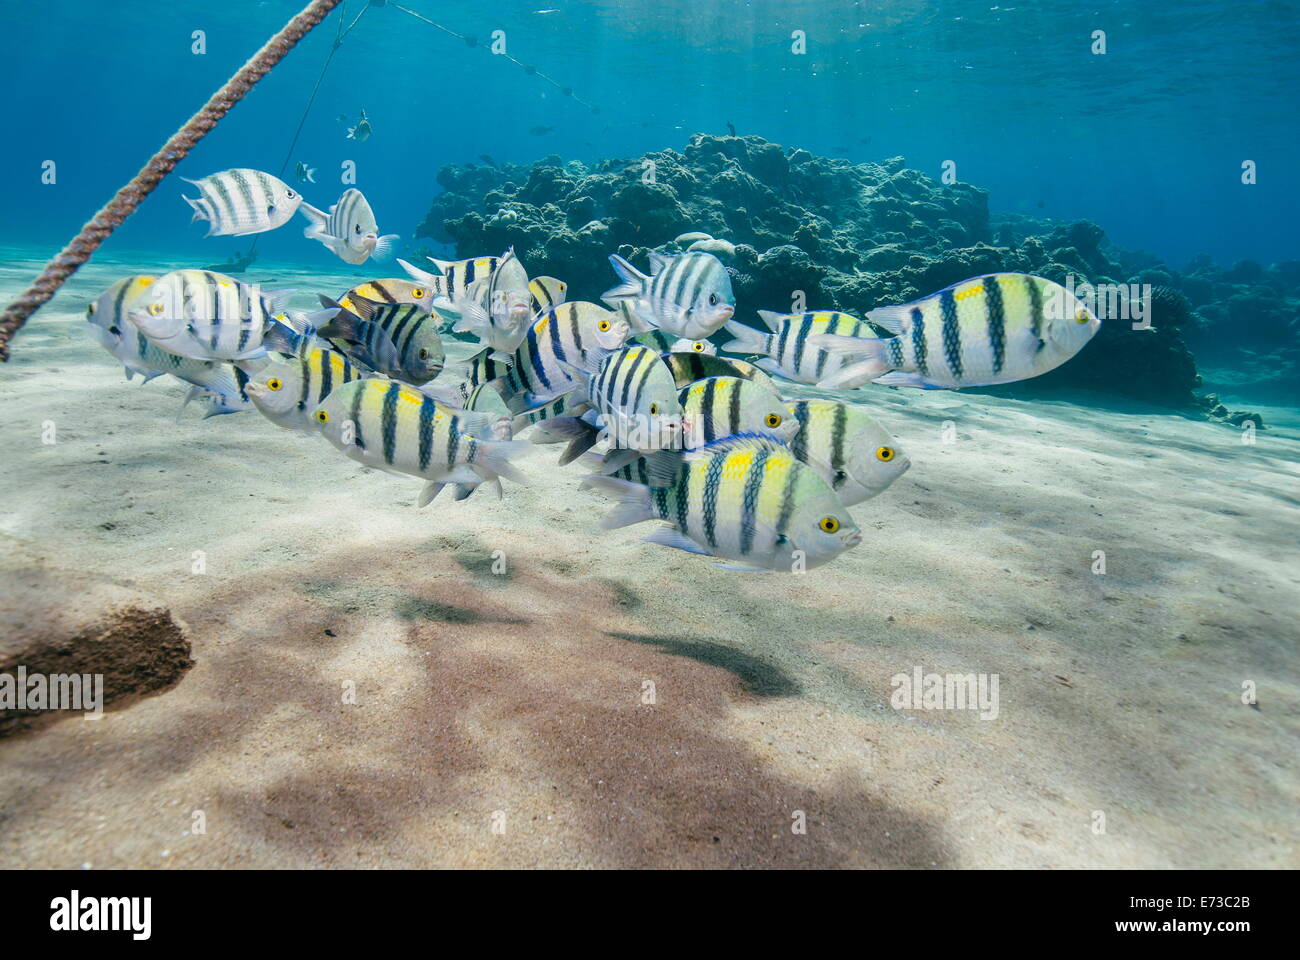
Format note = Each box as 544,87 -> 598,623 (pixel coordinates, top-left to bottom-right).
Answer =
3,0 -> 1297,269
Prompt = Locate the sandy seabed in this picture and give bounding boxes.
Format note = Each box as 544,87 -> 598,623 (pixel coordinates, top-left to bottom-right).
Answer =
0,251 -> 1296,869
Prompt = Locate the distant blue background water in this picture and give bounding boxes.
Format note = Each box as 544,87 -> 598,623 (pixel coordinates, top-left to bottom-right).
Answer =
2,0 -> 1296,270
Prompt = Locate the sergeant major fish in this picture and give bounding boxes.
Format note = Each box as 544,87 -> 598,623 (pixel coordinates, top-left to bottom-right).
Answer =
785,399 -> 910,506
580,433 -> 862,572
808,274 -> 1102,390
181,169 -> 303,238
243,345 -> 369,431
319,294 -> 444,385
127,269 -> 293,362
488,301 -> 630,410
721,310 -> 880,385
602,251 -> 736,340
311,379 -> 528,507
300,188 -> 397,265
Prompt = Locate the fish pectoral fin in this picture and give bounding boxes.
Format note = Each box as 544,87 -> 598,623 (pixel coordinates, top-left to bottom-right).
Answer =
642,526 -> 710,556
713,561 -> 774,573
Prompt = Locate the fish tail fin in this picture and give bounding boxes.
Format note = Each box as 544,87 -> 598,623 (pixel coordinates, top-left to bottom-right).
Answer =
601,254 -> 647,302
579,475 -> 655,530
720,319 -> 769,355
299,203 -> 328,238
475,438 -> 530,486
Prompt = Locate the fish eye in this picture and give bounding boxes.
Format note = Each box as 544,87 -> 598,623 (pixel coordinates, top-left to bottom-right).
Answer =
765,413 -> 782,428
833,469 -> 848,487
819,516 -> 841,534
315,410 -> 330,423
876,446 -> 894,462
692,341 -> 705,352
86,303 -> 96,317
286,189 -> 296,199
355,224 -> 362,235
598,320 -> 611,331
148,302 -> 164,316
418,348 -> 429,360
1075,309 -> 1090,324
411,287 -> 425,299
708,293 -> 719,306
649,403 -> 659,416
108,325 -> 120,335
266,378 -> 283,392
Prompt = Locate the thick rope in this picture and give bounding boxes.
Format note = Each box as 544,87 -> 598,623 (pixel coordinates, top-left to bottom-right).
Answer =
0,0 -> 343,361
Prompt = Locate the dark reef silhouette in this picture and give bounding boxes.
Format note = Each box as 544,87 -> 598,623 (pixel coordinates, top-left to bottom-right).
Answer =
414,134 -> 1294,418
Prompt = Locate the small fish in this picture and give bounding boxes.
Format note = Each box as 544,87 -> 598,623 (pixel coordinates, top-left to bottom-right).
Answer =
528,125 -> 555,136
786,399 -> 910,505
660,351 -> 781,395
294,161 -> 316,185
87,275 -> 260,416
529,276 -> 568,310
127,269 -> 291,362
602,251 -> 735,340
402,251 -> 532,350
678,376 -> 797,449
808,273 -> 1102,390
311,378 -> 528,507
489,301 -> 630,409
674,232 -> 713,245
478,154 -> 499,168
726,121 -> 737,137
721,310 -> 880,385
181,169 -> 302,238
324,293 -> 443,384
338,278 -> 441,316
316,297 -> 402,377
580,433 -> 862,572
243,346 -> 370,431
563,344 -> 683,455
438,252 -> 534,354
300,188 -> 398,265
343,109 -> 372,141
687,238 -> 735,258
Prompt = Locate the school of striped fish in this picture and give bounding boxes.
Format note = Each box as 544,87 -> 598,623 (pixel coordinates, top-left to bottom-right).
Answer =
89,210 -> 1101,572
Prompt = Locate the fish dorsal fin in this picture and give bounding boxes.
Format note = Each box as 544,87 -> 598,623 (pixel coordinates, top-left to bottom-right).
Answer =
756,309 -> 787,332
865,303 -> 912,335
690,431 -> 793,458
647,252 -> 671,274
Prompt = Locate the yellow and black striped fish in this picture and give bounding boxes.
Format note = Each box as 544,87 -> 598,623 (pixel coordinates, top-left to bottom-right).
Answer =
128,269 -> 291,362
243,346 -> 369,431
678,376 -> 797,449
324,293 -> 444,384
581,433 -> 862,572
808,274 -> 1102,390
312,378 -> 528,507
661,351 -> 782,395
529,276 -> 568,310
720,310 -> 879,385
339,278 -> 440,316
785,399 -> 910,506
581,345 -> 683,452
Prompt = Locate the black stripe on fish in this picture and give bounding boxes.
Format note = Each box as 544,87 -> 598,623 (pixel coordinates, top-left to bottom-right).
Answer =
381,380 -> 400,465
911,307 -> 927,376
739,446 -> 770,555
703,451 -> 724,550
418,394 -> 436,470
940,288 -> 962,380
984,276 -> 1006,374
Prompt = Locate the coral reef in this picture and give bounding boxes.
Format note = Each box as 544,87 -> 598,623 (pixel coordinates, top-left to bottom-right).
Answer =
415,135 -> 1294,414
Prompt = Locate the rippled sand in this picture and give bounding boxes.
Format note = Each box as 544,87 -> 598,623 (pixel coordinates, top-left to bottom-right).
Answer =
1,250 -> 1296,868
